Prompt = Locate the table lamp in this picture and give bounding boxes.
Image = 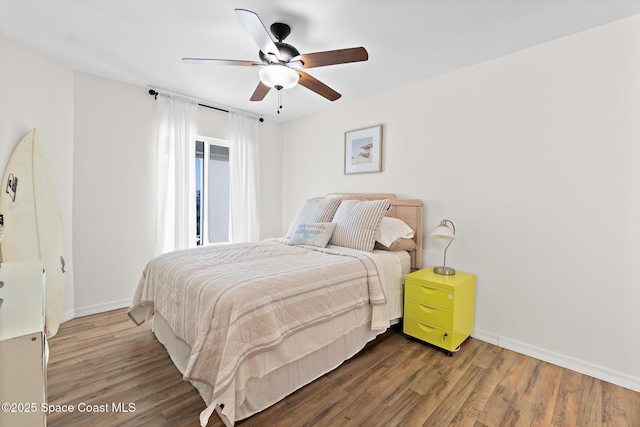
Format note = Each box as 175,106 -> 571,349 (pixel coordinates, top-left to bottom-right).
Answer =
430,219 -> 456,275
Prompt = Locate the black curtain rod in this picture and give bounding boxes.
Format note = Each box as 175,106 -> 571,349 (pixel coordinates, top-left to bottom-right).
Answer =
148,90 -> 263,122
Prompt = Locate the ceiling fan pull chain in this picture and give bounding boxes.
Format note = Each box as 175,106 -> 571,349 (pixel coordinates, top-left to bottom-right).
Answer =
276,85 -> 283,114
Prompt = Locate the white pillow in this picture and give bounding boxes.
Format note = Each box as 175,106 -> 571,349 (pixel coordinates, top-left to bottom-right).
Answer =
286,198 -> 342,238
375,217 -> 414,248
329,199 -> 390,252
374,238 -> 417,251
289,223 -> 336,247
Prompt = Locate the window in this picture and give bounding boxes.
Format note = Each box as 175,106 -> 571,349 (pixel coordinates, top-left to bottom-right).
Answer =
195,137 -> 230,245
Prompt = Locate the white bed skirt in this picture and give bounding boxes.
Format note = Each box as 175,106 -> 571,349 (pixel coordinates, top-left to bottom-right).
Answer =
153,307 -> 396,426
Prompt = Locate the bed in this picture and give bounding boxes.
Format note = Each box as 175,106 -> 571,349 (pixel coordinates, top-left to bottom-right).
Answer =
128,194 -> 423,426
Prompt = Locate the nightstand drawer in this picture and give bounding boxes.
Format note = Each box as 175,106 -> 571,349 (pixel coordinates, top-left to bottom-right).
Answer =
403,318 -> 466,351
404,299 -> 453,329
405,281 -> 454,310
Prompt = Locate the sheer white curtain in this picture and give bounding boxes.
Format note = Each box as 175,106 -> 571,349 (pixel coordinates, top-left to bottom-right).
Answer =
228,111 -> 260,242
155,93 -> 198,255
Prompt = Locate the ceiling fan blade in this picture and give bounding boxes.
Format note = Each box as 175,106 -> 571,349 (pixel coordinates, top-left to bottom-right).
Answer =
235,9 -> 280,61
250,81 -> 271,101
292,47 -> 368,69
297,71 -> 341,101
182,58 -> 262,66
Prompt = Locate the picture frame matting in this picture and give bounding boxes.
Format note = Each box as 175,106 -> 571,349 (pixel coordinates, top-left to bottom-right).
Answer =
344,124 -> 382,175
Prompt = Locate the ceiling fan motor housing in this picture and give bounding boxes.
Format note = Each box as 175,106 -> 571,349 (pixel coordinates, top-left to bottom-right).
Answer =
259,42 -> 300,64
256,22 -> 299,64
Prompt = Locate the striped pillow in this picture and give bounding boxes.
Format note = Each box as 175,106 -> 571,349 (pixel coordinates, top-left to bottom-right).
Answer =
286,198 -> 342,238
329,199 -> 390,251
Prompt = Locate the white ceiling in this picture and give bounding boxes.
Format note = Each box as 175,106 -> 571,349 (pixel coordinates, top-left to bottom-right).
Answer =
1,1 -> 639,122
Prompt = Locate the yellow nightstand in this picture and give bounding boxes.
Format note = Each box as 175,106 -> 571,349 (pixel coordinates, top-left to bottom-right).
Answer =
403,267 -> 476,356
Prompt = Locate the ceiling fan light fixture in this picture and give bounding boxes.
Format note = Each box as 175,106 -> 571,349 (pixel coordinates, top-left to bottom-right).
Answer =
259,65 -> 299,89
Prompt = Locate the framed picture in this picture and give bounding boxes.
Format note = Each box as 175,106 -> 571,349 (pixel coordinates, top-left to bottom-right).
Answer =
344,124 -> 382,174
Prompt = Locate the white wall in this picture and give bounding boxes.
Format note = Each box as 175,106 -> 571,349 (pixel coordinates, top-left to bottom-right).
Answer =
72,72 -> 157,316
0,36 -> 75,321
282,16 -> 640,390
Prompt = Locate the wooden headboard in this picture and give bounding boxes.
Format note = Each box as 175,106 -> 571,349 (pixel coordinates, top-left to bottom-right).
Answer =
326,193 -> 423,271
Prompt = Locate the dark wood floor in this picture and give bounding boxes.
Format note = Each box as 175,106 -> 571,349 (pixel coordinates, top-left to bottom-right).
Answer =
46,308 -> 639,426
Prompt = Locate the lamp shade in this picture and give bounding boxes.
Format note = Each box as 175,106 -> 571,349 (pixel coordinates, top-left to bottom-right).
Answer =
430,222 -> 456,240
259,65 -> 299,89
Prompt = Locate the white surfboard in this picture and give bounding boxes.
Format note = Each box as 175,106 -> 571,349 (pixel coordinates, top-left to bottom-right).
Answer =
0,129 -> 66,337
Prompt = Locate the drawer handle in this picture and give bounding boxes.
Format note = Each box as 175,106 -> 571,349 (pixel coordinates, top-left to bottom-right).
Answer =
418,323 -> 435,333
418,305 -> 436,314
419,286 -> 438,294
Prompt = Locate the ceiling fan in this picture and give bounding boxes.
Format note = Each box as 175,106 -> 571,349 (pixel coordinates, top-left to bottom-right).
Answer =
182,9 -> 368,105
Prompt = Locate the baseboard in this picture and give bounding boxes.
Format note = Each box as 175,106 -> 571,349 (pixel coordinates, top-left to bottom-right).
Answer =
72,298 -> 132,319
472,329 -> 640,393
60,308 -> 75,324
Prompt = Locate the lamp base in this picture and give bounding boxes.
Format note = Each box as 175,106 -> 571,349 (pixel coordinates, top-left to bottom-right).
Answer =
434,266 -> 456,276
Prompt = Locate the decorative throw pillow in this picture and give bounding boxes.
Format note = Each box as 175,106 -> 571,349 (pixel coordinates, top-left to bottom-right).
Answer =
286,198 -> 342,239
374,238 -> 417,251
375,217 -> 415,247
289,223 -> 337,247
329,199 -> 390,252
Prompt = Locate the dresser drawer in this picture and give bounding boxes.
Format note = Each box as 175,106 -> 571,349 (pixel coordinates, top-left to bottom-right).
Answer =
404,299 -> 453,329
403,318 -> 466,351
403,318 -> 452,350
405,280 -> 454,310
